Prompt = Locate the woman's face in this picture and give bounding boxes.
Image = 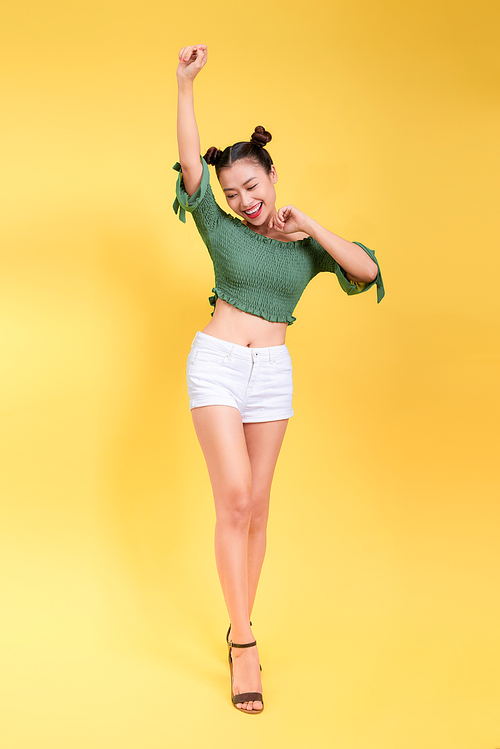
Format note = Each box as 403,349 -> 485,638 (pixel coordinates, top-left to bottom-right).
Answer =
218,159 -> 278,228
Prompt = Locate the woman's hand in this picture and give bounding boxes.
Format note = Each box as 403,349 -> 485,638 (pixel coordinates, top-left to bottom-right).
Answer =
177,44 -> 208,82
268,205 -> 310,235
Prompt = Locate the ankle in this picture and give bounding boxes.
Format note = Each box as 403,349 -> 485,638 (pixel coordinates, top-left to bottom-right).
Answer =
229,626 -> 254,645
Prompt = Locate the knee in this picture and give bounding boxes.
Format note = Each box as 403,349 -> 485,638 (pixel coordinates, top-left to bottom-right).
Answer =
217,482 -> 253,528
249,491 -> 270,534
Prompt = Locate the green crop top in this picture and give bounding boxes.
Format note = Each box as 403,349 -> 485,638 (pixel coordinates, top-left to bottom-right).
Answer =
173,157 -> 385,324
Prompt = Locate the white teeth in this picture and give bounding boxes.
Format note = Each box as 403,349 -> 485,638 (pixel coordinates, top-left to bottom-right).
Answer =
245,202 -> 262,216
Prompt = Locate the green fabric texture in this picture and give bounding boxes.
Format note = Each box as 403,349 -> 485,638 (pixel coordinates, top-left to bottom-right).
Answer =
173,157 -> 385,324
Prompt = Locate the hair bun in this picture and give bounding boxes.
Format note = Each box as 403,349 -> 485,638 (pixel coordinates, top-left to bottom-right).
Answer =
203,146 -> 223,166
250,126 -> 272,148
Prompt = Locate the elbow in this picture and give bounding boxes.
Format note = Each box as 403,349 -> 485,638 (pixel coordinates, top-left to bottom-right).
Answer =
365,260 -> 378,283
351,242 -> 379,283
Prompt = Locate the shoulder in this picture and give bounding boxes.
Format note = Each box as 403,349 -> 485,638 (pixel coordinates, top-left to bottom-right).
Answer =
174,157 -> 230,229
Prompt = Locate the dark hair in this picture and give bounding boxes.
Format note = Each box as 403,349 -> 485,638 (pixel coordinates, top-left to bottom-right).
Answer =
203,126 -> 273,176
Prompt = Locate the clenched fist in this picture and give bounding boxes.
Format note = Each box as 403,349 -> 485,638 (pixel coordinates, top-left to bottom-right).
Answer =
176,44 -> 208,82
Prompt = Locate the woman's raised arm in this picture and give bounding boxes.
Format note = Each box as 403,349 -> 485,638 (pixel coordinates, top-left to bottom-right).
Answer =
176,44 -> 207,197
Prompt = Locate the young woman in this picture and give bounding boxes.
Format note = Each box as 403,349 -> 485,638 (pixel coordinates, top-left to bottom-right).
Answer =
174,43 -> 385,715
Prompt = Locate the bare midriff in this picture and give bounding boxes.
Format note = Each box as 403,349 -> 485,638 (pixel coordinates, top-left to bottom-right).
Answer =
201,298 -> 288,348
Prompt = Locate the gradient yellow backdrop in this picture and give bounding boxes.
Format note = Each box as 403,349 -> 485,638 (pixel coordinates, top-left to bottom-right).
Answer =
1,1 -> 499,747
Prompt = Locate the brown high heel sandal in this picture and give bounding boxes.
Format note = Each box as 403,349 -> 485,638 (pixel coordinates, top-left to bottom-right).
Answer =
228,638 -> 264,714
226,622 -> 262,671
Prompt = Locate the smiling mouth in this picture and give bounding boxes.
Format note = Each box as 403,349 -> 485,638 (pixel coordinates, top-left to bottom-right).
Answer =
243,202 -> 263,218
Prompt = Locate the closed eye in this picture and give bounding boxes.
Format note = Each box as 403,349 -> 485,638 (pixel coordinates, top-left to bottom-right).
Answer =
226,184 -> 258,199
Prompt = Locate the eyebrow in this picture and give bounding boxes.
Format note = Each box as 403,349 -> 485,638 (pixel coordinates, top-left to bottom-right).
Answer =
222,177 -> 258,192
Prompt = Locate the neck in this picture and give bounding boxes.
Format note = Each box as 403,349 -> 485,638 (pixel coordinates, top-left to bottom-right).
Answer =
243,208 -> 278,237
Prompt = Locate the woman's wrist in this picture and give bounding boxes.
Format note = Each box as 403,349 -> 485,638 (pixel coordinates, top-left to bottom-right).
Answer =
301,215 -> 319,237
177,75 -> 195,90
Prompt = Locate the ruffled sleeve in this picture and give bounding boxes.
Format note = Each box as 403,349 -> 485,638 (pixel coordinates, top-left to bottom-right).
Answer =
312,238 -> 385,303
172,156 -> 223,231
337,241 -> 385,303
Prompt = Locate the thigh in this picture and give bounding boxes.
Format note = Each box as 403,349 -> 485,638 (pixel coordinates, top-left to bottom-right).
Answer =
243,419 -> 289,498
191,405 -> 252,504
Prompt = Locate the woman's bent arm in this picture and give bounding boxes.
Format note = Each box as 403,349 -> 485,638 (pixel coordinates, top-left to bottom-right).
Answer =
269,205 -> 378,283
303,216 -> 378,282
176,44 -> 207,196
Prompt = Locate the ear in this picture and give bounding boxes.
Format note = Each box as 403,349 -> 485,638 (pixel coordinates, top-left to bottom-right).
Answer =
270,166 -> 278,183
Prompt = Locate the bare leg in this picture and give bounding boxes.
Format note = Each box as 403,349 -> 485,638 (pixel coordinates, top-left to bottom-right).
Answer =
190,404 -> 260,711
190,407 -> 288,712
243,419 -> 289,618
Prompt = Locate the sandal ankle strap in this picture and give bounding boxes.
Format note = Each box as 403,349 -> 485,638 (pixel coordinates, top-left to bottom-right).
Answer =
229,639 -> 257,648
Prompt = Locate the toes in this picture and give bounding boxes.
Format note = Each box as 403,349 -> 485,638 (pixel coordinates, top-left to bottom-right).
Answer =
243,700 -> 262,712
235,699 -> 263,712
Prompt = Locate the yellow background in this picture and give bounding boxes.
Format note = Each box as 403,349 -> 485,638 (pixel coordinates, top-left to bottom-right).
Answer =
1,1 -> 499,747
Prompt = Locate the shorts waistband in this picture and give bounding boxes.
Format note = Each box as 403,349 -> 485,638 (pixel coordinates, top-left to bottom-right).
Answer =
191,331 -> 289,363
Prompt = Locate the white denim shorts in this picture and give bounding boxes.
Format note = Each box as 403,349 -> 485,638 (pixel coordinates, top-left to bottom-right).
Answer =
186,331 -> 294,423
